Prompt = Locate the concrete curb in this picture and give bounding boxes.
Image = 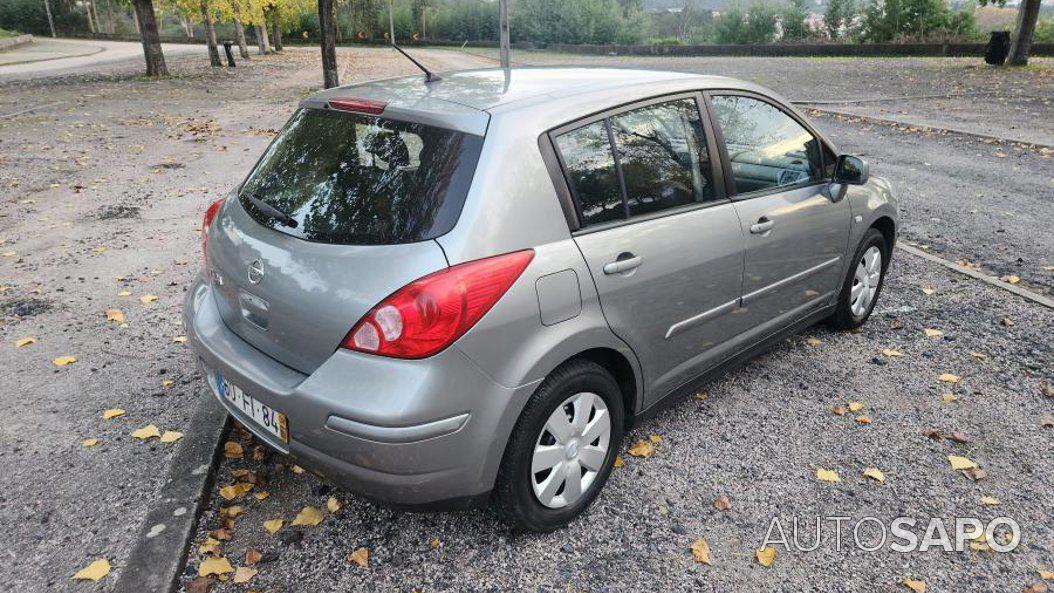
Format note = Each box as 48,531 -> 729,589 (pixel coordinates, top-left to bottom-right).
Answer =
897,243 -> 1054,309
113,394 -> 229,593
0,34 -> 33,52
796,104 -> 1054,150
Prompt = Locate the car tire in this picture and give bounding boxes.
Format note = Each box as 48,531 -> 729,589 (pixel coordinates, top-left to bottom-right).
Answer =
828,227 -> 889,330
493,359 -> 625,532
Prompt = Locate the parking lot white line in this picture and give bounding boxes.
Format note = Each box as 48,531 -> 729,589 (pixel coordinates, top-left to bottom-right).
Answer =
897,243 -> 1053,309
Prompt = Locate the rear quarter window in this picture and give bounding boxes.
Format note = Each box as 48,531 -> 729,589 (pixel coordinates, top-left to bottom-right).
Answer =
240,108 -> 484,245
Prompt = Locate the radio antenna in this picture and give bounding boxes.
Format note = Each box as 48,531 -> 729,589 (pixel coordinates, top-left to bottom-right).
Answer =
391,42 -> 440,83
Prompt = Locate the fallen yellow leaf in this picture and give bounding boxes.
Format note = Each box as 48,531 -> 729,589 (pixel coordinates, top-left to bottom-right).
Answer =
221,505 -> 244,518
72,558 -> 110,582
347,547 -> 369,567
160,431 -> 184,443
939,373 -> 961,383
969,351 -> 988,359
102,408 -> 125,419
626,440 -> 655,458
923,328 -> 943,338
224,441 -> 244,458
806,337 -> 821,346
1000,274 -> 1020,284
942,392 -> 958,403
882,348 -> 905,357
290,464 -> 305,474
161,379 -> 174,388
980,495 -> 1001,506
863,467 -> 886,483
198,537 -> 220,555
855,414 -> 872,424
613,455 -> 625,468
648,434 -> 662,443
921,287 -> 936,295
219,482 -> 253,500
326,497 -> 342,513
105,309 -> 125,323
53,355 -> 77,367
140,294 -> 158,304
690,538 -> 711,565
253,491 -> 270,500
291,506 -> 324,527
948,455 -> 978,470
117,290 -> 131,297
263,519 -> 284,534
172,335 -> 188,344
848,401 -> 864,412
233,566 -> 257,584
131,424 -> 161,439
198,556 -> 234,577
755,546 -> 776,567
816,468 -> 841,482
82,438 -> 100,448
15,337 -> 37,347
904,578 -> 926,593
1038,570 -> 1054,581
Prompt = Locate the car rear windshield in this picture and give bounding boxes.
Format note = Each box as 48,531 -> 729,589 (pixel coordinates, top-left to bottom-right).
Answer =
239,107 -> 484,245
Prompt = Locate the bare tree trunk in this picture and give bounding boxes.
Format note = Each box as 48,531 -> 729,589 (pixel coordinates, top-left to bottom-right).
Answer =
498,0 -> 510,69
105,0 -> 115,33
132,5 -> 140,34
1007,0 -> 1041,66
43,0 -> 57,37
92,0 -> 103,34
270,11 -> 283,51
318,0 -> 339,88
86,0 -> 96,33
132,0 -> 167,76
255,24 -> 271,54
201,0 -> 222,67
233,20 -> 249,58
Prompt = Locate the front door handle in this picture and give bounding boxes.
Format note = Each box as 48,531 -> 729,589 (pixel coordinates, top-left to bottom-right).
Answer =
750,217 -> 775,234
603,253 -> 642,275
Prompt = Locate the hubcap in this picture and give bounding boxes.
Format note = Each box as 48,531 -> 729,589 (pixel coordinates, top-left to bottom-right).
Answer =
531,392 -> 611,509
850,246 -> 882,317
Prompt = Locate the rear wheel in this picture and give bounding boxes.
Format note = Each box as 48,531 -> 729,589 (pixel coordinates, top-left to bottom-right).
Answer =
494,360 -> 624,532
829,228 -> 888,330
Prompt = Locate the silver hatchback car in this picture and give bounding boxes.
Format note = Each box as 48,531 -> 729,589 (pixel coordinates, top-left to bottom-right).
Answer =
185,67 -> 897,531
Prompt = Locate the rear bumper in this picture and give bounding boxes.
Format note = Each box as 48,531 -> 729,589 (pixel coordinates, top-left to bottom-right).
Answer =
183,277 -> 538,507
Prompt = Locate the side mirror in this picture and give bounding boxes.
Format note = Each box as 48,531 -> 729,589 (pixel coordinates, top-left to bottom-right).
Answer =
834,154 -> 869,185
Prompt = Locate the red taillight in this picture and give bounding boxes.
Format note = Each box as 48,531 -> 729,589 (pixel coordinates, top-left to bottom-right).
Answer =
201,198 -> 223,261
342,250 -> 535,359
328,97 -> 387,115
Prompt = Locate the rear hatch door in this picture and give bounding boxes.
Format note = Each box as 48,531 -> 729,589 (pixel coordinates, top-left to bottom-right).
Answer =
206,104 -> 485,374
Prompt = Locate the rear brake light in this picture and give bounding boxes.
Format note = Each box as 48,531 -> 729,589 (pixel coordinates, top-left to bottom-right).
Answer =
341,250 -> 535,359
201,198 -> 223,261
328,97 -> 387,115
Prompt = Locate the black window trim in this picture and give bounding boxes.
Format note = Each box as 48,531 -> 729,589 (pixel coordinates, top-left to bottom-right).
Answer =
541,91 -> 730,235
702,89 -> 839,203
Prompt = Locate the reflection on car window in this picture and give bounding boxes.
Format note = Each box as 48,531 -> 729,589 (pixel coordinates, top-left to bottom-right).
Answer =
239,108 -> 483,245
711,95 -> 822,194
610,98 -> 715,217
555,121 -> 624,226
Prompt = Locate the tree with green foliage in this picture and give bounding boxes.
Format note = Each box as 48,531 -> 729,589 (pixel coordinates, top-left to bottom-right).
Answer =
824,0 -> 857,38
781,0 -> 811,41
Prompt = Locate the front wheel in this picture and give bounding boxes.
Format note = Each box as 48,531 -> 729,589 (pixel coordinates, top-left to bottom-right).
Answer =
828,228 -> 889,330
493,360 -> 624,532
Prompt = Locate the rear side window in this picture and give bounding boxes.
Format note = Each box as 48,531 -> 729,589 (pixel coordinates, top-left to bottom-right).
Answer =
710,95 -> 822,194
554,121 -> 624,226
554,96 -> 716,228
240,108 -> 484,245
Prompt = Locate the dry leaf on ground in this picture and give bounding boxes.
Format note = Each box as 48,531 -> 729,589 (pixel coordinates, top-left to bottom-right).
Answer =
291,506 -> 324,527
948,455 -> 978,470
903,578 -> 926,593
160,431 -> 184,443
71,558 -> 110,581
132,424 -> 161,439
224,441 -> 244,458
233,566 -> 257,584
816,468 -> 840,482
326,497 -> 343,513
939,373 -> 961,383
627,440 -> 656,458
105,309 -> 125,323
755,546 -> 776,567
53,355 -> 77,366
713,495 -> 731,511
863,467 -> 886,483
198,556 -> 234,577
82,438 -> 100,448
15,337 -> 36,347
263,519 -> 283,534
140,294 -> 158,304
923,328 -> 943,338
348,547 -> 369,567
690,538 -> 711,564
102,408 -> 125,419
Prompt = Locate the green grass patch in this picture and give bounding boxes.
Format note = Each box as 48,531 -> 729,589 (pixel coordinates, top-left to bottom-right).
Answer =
0,28 -> 23,38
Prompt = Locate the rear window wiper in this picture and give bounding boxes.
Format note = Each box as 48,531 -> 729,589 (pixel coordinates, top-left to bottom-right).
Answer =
247,193 -> 299,229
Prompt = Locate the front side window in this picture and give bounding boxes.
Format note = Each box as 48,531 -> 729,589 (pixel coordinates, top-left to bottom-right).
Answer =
610,98 -> 715,217
555,120 -> 624,227
710,95 -> 823,195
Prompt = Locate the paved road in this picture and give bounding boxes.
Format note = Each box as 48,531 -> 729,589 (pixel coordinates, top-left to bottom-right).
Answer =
0,37 -> 206,82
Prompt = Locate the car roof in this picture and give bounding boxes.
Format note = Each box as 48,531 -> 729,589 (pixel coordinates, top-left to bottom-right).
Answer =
303,67 -> 767,135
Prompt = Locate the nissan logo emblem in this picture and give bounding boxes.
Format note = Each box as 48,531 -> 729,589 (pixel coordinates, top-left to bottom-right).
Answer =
247,259 -> 265,284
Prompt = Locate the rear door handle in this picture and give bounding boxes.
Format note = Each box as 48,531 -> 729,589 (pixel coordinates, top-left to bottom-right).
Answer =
603,253 -> 642,275
750,217 -> 775,234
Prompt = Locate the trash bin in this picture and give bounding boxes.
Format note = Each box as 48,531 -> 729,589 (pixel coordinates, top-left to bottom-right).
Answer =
985,31 -> 1010,65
